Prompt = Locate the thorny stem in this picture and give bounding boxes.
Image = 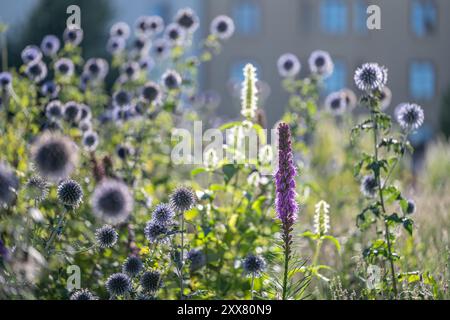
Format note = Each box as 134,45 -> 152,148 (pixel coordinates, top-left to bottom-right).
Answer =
45,209 -> 67,254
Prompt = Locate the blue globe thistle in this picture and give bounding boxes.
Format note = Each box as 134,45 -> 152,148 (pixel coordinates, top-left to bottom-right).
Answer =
151,203 -> 175,225
354,63 -> 387,92
360,175 -> 378,198
63,101 -> 81,123
113,90 -> 132,108
164,23 -> 186,45
243,254 -> 266,277
141,82 -> 162,104
132,36 -> 150,54
70,289 -> 97,300
45,100 -> 63,120
79,104 -> 92,121
341,88 -> 357,111
169,186 -> 196,212
139,56 -> 154,71
135,16 -> 159,37
25,176 -> 49,203
82,131 -> 99,151
325,91 -> 346,116
405,199 -> 416,215
21,45 -> 42,64
54,58 -> 75,77
162,70 -> 182,90
106,36 -> 126,55
122,61 -> 140,81
140,271 -> 163,293
40,35 -> 60,57
110,21 -> 131,39
41,81 -> 60,99
0,72 -> 12,92
63,27 -> 84,46
31,132 -> 78,181
122,256 -> 144,276
25,61 -> 48,83
175,7 -> 199,33
116,144 -> 134,160
78,119 -> 92,132
144,220 -> 169,243
210,15 -> 235,40
277,53 -> 301,78
91,179 -> 133,225
105,273 -> 132,297
152,38 -> 170,59
83,58 -> 109,81
308,50 -> 334,79
187,249 -> 206,272
57,179 -> 83,208
396,103 -> 424,131
95,224 -> 118,248
0,162 -> 19,206
146,15 -> 165,35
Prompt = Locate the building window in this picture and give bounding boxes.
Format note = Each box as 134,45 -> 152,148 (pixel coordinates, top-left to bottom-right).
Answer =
233,1 -> 262,35
353,0 -> 368,34
320,0 -> 348,34
411,0 -> 437,37
229,60 -> 261,83
409,61 -> 435,100
324,59 -> 346,94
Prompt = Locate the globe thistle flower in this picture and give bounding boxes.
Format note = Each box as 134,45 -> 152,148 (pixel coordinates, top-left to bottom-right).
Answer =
360,175 -> 378,198
164,23 -> 186,45
40,35 -> 60,57
91,179 -> 133,225
405,199 -> 416,215
277,53 -> 301,78
141,81 -> 162,105
187,249 -> 206,272
113,90 -> 132,108
63,27 -> 84,46
379,86 -> 392,110
25,61 -> 47,83
63,101 -> 81,123
83,58 -> 109,81
132,36 -> 150,54
243,254 -> 266,277
140,270 -> 163,294
308,50 -> 334,78
169,186 -> 196,212
324,91 -> 346,116
79,104 -> 92,121
105,273 -> 132,297
122,256 -> 143,276
21,45 -> 42,64
162,69 -> 182,90
30,132 -> 78,181
0,72 -> 12,92
116,144 -> 134,160
82,131 -> 99,151
41,81 -> 60,99
0,162 -> 19,206
45,100 -> 63,120
25,176 -> 49,203
340,88 -> 357,111
240,64 -> 258,119
151,203 -> 175,226
210,15 -> 235,40
57,179 -> 83,208
95,224 -> 118,248
78,119 -> 92,132
122,61 -> 140,81
106,37 -> 126,55
139,56 -> 154,71
314,200 -> 330,236
175,7 -> 199,33
70,289 -> 97,300
54,58 -> 74,78
396,103 -> 424,131
354,63 -> 386,92
144,220 -> 169,243
274,123 -> 298,225
152,38 -> 170,59
110,21 -> 130,39
135,16 -> 164,37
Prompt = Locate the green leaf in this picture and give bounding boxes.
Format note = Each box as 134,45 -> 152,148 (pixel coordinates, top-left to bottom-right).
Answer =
402,218 -> 413,236
323,235 -> 341,253
222,164 -> 238,184
191,167 -> 206,177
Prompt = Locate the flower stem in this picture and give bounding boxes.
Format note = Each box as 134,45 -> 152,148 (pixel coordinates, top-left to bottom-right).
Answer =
281,224 -> 291,300
45,209 -> 67,254
251,274 -> 255,300
180,211 -> 185,300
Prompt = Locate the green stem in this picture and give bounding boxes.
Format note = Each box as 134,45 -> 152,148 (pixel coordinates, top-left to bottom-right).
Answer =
282,229 -> 290,300
45,209 -> 67,254
250,274 -> 255,300
312,239 -> 323,267
180,211 -> 185,300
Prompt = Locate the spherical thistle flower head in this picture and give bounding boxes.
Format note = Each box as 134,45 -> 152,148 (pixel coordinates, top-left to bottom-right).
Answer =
169,186 -> 196,212
91,179 -> 134,225
63,27 -> 84,46
116,144 -> 134,160
151,203 -> 175,226
144,220 -> 169,243
63,101 -> 81,123
82,131 -> 99,151
30,132 -> 78,182
45,100 -> 63,120
140,270 -> 163,293
396,103 -> 424,131
122,61 -> 140,81
0,162 -> 19,206
354,63 -> 386,92
152,38 -> 170,59
25,61 -> 48,83
406,199 -> 416,215
95,224 -> 118,248
340,88 -> 357,111
113,90 -> 132,108
79,119 -> 92,132
277,53 -> 301,78
135,15 -> 164,37
21,45 -> 43,65
110,21 -> 130,40
187,249 -> 206,272
210,15 -> 235,40
308,50 -> 334,79
25,176 -> 49,203
141,81 -> 162,105
54,58 -> 74,78
79,104 -> 92,122
57,179 -> 83,208
83,58 -> 109,81
240,63 -> 259,119
164,23 -> 186,45
70,289 -> 97,300
122,256 -> 143,276
360,175 -> 378,198
106,36 -> 126,55
243,254 -> 266,277
139,56 -> 154,71
40,35 -> 60,57
132,36 -> 150,54
325,91 -> 346,116
175,7 -> 199,33
0,72 -> 13,92
105,273 -> 132,297
41,81 -> 60,99
162,69 -> 182,90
